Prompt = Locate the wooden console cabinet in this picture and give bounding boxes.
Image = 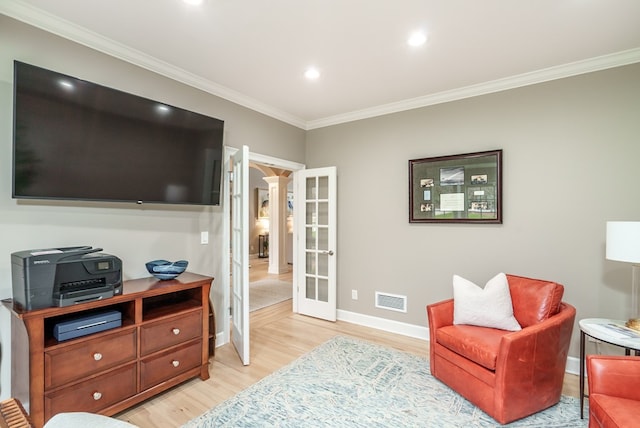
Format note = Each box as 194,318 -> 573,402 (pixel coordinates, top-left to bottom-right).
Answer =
4,272 -> 212,428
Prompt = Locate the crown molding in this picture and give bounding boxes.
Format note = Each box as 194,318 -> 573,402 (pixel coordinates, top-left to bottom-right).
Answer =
306,48 -> 640,130
0,1 -> 307,129
3,1 -> 640,132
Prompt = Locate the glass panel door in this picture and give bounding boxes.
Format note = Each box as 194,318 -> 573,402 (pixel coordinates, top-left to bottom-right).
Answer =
231,146 -> 250,365
297,167 -> 336,321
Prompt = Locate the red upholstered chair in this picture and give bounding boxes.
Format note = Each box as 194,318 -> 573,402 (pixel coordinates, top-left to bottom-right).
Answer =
426,274 -> 576,424
587,355 -> 640,428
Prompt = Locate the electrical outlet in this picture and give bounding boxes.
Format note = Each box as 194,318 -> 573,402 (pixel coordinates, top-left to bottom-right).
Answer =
200,231 -> 209,244
351,289 -> 358,300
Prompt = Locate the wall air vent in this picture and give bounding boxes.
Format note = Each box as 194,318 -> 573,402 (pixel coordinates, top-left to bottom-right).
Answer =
375,292 -> 407,313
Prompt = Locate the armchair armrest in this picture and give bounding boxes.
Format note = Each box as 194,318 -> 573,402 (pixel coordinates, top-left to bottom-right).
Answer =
587,355 -> 640,401
426,299 -> 454,328
492,303 -> 576,414
426,299 -> 454,375
426,299 -> 454,341
497,302 -> 575,379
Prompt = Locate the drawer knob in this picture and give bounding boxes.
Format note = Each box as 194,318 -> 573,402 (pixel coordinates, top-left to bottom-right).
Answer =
93,392 -> 102,401
172,328 -> 181,335
172,360 -> 180,368
93,353 -> 103,361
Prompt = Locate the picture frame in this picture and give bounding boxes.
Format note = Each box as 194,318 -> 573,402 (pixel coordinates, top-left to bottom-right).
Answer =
287,191 -> 294,217
257,188 -> 293,218
409,149 -> 502,224
257,188 -> 269,219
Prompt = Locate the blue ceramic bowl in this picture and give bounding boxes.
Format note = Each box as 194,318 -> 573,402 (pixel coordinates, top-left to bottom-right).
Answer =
145,259 -> 188,280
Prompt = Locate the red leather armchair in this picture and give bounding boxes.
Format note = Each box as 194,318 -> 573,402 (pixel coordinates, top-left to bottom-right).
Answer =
587,355 -> 640,428
426,274 -> 576,424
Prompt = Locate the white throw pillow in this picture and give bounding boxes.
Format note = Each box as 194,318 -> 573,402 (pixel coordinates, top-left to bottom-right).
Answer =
452,272 -> 522,331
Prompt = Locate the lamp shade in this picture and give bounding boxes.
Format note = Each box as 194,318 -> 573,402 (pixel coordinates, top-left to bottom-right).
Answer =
606,221 -> 640,263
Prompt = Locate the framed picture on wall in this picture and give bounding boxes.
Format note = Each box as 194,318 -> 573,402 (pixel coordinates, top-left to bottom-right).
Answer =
257,188 -> 269,219
287,191 -> 294,217
408,149 -> 502,224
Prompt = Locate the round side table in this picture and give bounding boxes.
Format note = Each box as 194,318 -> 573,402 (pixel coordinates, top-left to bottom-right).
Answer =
579,318 -> 640,418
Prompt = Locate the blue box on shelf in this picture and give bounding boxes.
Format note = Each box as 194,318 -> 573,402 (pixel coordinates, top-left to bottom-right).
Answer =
54,309 -> 122,341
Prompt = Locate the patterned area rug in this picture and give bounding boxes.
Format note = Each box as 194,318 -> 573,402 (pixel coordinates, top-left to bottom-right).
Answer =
183,336 -> 587,427
249,279 -> 292,312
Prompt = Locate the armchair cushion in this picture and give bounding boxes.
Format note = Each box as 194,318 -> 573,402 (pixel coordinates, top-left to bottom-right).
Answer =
589,395 -> 640,428
452,273 -> 521,331
436,324 -> 506,370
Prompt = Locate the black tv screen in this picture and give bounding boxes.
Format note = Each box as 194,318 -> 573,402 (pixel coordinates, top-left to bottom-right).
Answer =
12,61 -> 224,205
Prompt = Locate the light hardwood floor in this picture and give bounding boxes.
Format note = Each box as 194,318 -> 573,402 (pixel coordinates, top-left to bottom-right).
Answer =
248,257 -> 293,282
115,261 -> 580,427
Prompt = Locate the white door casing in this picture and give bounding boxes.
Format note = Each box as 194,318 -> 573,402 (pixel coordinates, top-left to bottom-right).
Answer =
221,146 -> 305,363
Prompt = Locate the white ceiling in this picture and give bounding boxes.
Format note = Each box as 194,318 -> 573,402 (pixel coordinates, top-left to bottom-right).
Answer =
3,0 -> 640,130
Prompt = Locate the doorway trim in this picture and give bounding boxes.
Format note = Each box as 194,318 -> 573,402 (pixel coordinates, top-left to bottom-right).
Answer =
221,146 -> 305,346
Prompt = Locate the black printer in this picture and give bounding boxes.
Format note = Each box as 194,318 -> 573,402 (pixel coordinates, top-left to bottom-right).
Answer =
11,246 -> 123,311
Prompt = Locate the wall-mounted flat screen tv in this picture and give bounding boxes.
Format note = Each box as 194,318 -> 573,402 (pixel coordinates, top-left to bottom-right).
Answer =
12,61 -> 224,206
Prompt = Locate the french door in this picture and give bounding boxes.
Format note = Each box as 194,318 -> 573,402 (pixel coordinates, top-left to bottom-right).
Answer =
296,167 -> 337,321
230,145 -> 250,365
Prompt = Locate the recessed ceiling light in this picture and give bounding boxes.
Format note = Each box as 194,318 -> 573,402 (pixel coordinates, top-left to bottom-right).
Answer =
407,31 -> 427,47
183,0 -> 203,5
304,67 -> 320,80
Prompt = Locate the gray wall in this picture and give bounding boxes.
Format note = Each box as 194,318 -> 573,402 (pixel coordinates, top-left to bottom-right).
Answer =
0,16 -> 305,398
1,11 -> 639,401
307,63 -> 640,358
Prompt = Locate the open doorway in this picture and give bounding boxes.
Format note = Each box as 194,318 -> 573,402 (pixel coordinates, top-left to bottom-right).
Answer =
222,146 -> 305,364
247,164 -> 294,312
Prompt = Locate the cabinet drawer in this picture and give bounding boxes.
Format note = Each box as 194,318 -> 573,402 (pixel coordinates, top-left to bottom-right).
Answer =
140,309 -> 202,356
45,328 -> 137,389
45,363 -> 136,420
140,340 -> 202,390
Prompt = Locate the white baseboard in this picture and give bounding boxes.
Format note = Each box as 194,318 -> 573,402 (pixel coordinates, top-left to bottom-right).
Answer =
215,331 -> 227,347
565,356 -> 580,376
337,309 -> 429,340
337,309 -> 582,376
